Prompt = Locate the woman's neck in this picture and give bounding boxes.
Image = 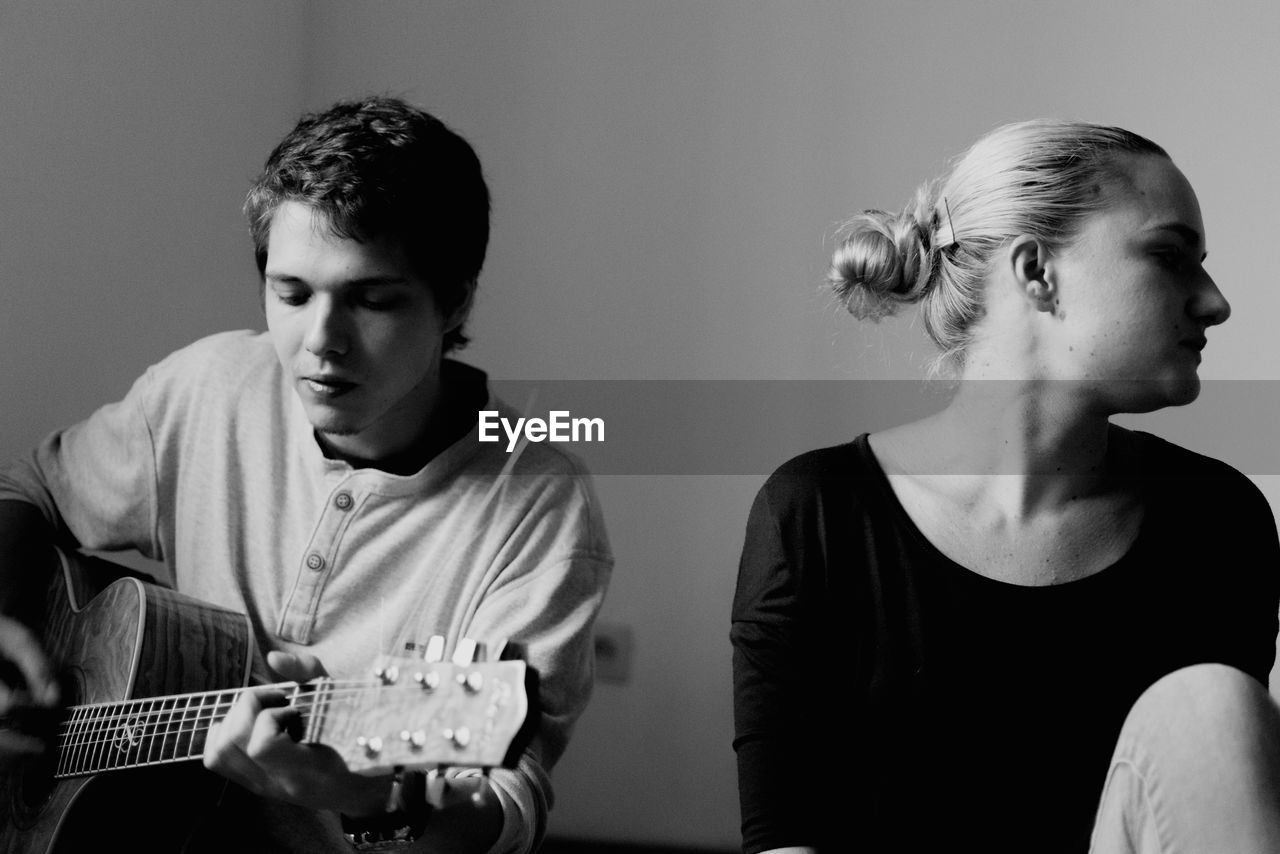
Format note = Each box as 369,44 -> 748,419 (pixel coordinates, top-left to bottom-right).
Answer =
936,380 -> 1113,516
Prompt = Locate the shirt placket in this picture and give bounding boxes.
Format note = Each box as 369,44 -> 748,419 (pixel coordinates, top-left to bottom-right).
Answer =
277,481 -> 365,643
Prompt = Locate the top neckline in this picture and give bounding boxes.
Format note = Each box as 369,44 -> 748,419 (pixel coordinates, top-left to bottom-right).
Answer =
849,428 -> 1153,594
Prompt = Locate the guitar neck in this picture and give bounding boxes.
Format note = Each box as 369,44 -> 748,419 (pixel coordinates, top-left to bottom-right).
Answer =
54,680 -> 330,779
53,655 -> 530,781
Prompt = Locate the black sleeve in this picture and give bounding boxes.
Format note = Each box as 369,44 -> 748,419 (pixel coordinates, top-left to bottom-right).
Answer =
732,481 -> 817,853
1132,429 -> 1280,685
1224,474 -> 1280,685
732,451 -> 871,854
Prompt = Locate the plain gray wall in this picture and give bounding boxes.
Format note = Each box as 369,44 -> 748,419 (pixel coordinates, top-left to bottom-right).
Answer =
6,2 -> 1280,849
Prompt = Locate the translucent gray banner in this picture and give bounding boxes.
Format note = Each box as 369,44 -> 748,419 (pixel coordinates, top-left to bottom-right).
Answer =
470,380 -> 1280,475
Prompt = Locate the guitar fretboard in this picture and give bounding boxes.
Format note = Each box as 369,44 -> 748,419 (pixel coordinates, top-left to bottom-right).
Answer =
53,680 -> 342,779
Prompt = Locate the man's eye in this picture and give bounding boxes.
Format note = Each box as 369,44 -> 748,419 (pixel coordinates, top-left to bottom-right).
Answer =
358,294 -> 403,310
272,289 -> 309,306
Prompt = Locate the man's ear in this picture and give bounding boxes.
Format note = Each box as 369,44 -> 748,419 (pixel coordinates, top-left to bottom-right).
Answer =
1008,235 -> 1057,314
443,278 -> 478,332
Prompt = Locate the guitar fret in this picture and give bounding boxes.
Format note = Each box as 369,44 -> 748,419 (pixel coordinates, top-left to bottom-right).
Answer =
303,679 -> 329,744
163,694 -> 183,762
193,691 -> 213,757
145,695 -> 166,766
108,698 -> 129,771
288,684 -> 304,742
197,690 -> 225,756
202,690 -> 230,757
57,704 -> 86,776
68,703 -> 90,776
74,703 -> 96,775
192,689 -> 235,757
121,698 -> 139,769
178,693 -> 196,759
87,700 -> 112,774
57,705 -> 74,776
136,697 -> 156,769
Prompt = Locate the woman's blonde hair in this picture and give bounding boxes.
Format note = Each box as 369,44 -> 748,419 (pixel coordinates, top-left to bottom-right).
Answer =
828,119 -> 1167,371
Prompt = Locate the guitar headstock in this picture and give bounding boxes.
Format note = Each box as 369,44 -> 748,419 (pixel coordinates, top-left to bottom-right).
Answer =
315,638 -> 532,776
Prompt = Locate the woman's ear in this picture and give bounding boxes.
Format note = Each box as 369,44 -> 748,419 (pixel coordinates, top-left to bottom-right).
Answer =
1008,235 -> 1057,315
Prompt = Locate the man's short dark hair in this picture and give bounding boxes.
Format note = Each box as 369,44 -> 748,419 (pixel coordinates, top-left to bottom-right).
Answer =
245,95 -> 490,352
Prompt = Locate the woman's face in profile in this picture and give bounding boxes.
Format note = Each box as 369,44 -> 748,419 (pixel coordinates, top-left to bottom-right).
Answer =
1043,153 -> 1230,412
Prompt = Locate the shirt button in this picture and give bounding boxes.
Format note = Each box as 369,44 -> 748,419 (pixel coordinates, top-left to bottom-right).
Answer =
334,491 -> 354,511
305,553 -> 325,572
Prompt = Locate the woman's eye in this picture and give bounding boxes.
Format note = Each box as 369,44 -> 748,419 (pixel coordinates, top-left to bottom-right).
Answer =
1154,250 -> 1190,272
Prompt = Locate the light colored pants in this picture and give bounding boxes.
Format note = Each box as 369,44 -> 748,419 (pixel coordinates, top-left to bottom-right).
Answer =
1089,664 -> 1280,854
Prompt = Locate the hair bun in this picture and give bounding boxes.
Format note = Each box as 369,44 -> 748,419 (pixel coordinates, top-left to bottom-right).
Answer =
828,209 -> 934,320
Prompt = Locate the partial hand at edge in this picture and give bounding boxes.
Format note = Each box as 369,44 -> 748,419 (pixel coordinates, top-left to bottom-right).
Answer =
0,614 -> 60,761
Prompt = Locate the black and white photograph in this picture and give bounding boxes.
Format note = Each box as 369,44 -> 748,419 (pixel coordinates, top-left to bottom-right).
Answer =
3,2 -> 1280,852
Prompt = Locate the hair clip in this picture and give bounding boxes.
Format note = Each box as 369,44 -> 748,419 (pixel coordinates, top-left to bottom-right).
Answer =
936,197 -> 958,250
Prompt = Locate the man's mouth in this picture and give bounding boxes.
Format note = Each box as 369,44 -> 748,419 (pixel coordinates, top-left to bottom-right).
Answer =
302,375 -> 357,397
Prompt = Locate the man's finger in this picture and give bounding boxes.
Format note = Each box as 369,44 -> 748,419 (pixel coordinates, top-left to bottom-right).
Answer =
203,734 -> 272,796
266,650 -> 328,683
247,705 -> 304,755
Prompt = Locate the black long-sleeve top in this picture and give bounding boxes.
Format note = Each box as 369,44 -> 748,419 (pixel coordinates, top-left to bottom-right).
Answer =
732,427 -> 1279,853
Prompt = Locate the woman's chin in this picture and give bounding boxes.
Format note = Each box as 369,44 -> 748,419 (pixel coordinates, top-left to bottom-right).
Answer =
1110,374 -> 1202,414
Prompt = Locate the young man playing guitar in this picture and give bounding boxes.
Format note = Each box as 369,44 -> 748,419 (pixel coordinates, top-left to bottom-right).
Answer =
0,96 -> 613,853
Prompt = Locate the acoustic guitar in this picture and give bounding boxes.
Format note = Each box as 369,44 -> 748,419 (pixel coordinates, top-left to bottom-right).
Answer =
0,547 -> 532,853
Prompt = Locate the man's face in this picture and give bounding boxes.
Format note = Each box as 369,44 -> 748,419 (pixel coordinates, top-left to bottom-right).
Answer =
263,201 -> 452,462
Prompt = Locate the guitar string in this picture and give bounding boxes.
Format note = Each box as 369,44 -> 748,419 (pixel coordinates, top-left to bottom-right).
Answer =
53,689 -> 510,776
54,688 -> 419,745
55,668 -> 510,732
54,680 -> 509,762
54,679 -> 423,729
55,707 -> 490,778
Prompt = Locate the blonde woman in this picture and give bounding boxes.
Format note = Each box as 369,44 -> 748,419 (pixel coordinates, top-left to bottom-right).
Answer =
732,120 -> 1280,853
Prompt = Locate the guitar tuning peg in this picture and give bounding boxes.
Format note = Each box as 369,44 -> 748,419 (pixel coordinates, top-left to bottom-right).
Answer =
452,637 -> 482,665
356,735 -> 383,758
423,635 -> 446,663
399,729 -> 427,749
455,670 -> 484,694
425,768 -> 448,809
443,726 -> 471,749
413,669 -> 441,692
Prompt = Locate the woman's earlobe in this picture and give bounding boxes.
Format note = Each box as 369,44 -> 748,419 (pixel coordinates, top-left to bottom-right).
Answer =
1027,279 -> 1059,315
1010,236 -> 1057,314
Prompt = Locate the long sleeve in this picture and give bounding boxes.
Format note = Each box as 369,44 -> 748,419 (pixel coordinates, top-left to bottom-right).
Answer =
731,481 -> 822,854
0,370 -> 161,558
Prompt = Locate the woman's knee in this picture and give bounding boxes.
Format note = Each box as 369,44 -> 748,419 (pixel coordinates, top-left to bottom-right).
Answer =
1096,665 -> 1280,851
1121,663 -> 1280,756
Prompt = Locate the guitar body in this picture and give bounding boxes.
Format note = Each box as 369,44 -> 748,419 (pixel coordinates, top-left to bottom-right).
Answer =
0,548 -> 253,854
